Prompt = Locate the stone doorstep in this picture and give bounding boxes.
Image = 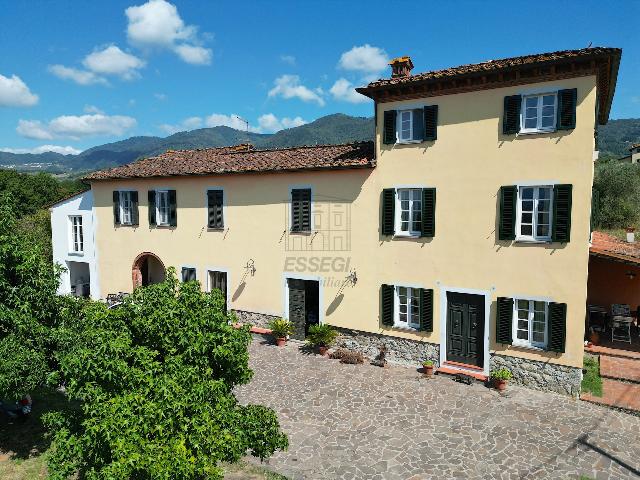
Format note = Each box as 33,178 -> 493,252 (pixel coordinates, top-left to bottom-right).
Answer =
436,365 -> 488,382
582,378 -> 640,413
599,355 -> 640,383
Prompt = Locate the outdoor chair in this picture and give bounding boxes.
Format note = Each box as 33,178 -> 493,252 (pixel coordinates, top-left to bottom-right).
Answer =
587,305 -> 607,333
611,303 -> 633,343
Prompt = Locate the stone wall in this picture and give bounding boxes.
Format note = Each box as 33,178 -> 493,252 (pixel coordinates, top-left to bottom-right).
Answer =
232,310 -> 279,329
490,353 -> 582,397
335,328 -> 439,367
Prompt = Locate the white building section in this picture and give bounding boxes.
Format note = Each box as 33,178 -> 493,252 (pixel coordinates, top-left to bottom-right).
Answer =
50,189 -> 100,299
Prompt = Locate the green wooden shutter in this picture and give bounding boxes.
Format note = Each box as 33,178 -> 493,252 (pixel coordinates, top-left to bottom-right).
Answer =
498,186 -> 517,241
591,188 -> 599,233
113,191 -> 121,225
548,302 -> 567,353
557,88 -> 577,130
421,188 -> 436,237
419,288 -> 433,332
291,189 -> 311,232
381,284 -> 394,326
496,297 -> 514,344
148,190 -> 156,226
552,184 -> 572,243
181,267 -> 189,282
503,95 -> 521,134
168,190 -> 177,227
207,190 -> 224,228
381,188 -> 395,236
131,191 -> 139,226
383,110 -> 396,144
300,189 -> 311,231
423,105 -> 438,141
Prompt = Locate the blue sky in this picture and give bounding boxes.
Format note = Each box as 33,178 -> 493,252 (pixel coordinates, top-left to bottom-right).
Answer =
1,0 -> 638,155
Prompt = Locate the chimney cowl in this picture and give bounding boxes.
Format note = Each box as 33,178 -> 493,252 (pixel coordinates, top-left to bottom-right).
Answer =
389,56 -> 414,78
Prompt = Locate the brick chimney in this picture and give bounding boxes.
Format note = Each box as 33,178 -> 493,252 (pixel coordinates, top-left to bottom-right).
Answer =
389,56 -> 414,78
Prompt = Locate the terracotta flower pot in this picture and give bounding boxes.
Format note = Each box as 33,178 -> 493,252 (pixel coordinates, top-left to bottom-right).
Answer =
589,331 -> 600,346
495,379 -> 507,391
318,345 -> 329,356
423,365 -> 434,377
276,337 -> 286,347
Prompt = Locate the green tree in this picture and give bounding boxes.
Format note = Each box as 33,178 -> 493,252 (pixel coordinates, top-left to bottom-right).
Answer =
0,197 -> 70,399
593,161 -> 640,229
45,271 -> 288,479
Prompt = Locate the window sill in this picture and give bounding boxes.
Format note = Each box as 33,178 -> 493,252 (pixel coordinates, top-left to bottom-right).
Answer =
514,238 -> 552,244
391,325 -> 420,333
518,128 -> 557,136
290,230 -> 313,235
68,251 -> 84,257
510,342 -> 547,352
207,226 -> 225,231
393,233 -> 421,239
395,139 -> 423,145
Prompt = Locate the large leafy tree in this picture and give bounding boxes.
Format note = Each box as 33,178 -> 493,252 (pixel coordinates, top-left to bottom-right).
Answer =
593,160 -> 640,229
45,270 -> 288,479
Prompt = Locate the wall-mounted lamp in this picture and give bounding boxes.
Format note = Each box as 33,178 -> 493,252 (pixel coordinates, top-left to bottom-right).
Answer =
245,259 -> 256,277
346,269 -> 357,286
626,271 -> 636,280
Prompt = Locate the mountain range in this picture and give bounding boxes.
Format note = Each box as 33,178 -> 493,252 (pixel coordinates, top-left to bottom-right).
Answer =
1,114 -> 638,174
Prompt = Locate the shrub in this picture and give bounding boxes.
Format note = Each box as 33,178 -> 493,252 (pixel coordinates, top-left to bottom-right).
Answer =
305,324 -> 338,347
422,360 -> 434,367
268,318 -> 296,338
593,161 -> 640,229
330,348 -> 364,364
45,270 -> 288,480
490,368 -> 513,381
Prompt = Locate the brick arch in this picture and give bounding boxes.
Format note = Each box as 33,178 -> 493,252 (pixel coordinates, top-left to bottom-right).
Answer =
132,252 -> 166,289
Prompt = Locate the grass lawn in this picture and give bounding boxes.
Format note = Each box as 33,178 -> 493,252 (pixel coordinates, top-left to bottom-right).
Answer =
0,388 -> 287,480
581,355 -> 603,397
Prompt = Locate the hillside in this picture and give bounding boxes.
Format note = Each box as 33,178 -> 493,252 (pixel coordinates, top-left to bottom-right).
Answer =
2,114 -> 638,174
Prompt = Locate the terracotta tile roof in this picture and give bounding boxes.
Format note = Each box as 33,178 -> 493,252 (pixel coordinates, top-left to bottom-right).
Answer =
46,188 -> 90,209
357,47 -> 621,125
631,143 -> 640,150
590,231 -> 640,264
84,142 -> 375,181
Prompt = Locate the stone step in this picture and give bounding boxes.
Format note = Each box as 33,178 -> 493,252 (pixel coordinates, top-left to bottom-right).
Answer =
581,379 -> 640,412
436,366 -> 488,382
585,344 -> 640,360
600,355 -> 640,383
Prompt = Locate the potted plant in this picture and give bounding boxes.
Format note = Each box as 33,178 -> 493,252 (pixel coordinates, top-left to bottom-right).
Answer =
490,367 -> 513,391
422,360 -> 434,377
268,318 -> 295,347
305,324 -> 338,356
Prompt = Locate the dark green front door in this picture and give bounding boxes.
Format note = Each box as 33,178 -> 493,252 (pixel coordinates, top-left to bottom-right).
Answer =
446,292 -> 485,367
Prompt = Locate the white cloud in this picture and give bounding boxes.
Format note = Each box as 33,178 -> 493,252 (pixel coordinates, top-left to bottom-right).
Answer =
83,105 -> 104,114
338,44 -> 389,74
82,45 -> 145,80
268,75 -> 325,106
125,0 -> 212,65
258,113 -> 307,133
329,78 -> 369,104
17,114 -> 137,140
159,116 -> 204,134
0,74 -> 39,107
48,65 -> 108,86
280,55 -> 296,65
204,113 -> 260,132
0,145 -> 82,155
154,93 -> 168,101
172,44 -> 212,65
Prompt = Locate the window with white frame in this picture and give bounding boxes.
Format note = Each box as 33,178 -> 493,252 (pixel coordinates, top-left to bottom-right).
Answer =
517,186 -> 553,241
119,191 -> 134,225
396,188 -> 422,236
396,109 -> 424,143
395,286 -> 420,329
514,299 -> 548,348
70,215 -> 83,253
521,93 -> 557,133
156,190 -> 170,226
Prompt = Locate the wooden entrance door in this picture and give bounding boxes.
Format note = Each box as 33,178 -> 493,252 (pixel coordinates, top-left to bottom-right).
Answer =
288,279 -> 319,340
446,292 -> 485,368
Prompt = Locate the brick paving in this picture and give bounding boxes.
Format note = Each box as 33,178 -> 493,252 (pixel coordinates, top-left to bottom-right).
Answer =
582,379 -> 640,413
236,338 -> 640,480
600,355 -> 640,383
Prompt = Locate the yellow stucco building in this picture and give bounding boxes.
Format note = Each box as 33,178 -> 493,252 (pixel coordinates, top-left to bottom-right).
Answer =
84,47 -> 621,396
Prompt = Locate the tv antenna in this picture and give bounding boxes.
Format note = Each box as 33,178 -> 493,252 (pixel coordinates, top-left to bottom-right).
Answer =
234,115 -> 249,133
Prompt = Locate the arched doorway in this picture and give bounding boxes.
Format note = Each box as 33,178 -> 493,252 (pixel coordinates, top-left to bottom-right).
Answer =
132,252 -> 166,289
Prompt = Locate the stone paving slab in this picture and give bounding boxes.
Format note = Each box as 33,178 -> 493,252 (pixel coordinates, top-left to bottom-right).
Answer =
236,338 -> 640,480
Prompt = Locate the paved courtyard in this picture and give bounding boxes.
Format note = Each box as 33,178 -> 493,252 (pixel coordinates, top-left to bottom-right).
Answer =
235,337 -> 640,480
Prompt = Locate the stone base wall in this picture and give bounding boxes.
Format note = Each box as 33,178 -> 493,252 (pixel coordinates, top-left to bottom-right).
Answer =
490,354 -> 582,397
334,328 -> 439,367
232,310 -> 279,329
